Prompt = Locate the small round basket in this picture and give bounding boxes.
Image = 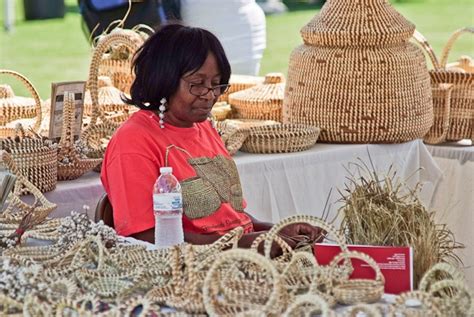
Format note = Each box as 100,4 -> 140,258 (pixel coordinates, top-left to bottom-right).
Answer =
240,124 -> 319,154
330,251 -> 385,305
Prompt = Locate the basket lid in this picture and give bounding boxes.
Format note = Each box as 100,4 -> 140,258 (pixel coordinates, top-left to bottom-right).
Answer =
300,0 -> 415,47
228,73 -> 285,105
84,76 -> 127,106
0,84 -> 37,109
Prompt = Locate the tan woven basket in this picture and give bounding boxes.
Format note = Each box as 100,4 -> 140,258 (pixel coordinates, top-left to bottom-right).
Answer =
283,0 -> 433,143
0,70 -> 42,138
81,32 -> 141,159
222,118 -> 280,130
97,28 -> 146,94
330,251 -> 385,305
413,28 -> 473,143
218,74 -> 264,103
57,92 -> 102,180
210,102 -> 232,121
215,120 -> 249,155
240,124 -> 320,154
229,73 -> 285,122
83,76 -> 135,118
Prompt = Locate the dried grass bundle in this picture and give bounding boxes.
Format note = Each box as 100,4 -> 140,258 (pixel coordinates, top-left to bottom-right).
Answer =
338,158 -> 463,287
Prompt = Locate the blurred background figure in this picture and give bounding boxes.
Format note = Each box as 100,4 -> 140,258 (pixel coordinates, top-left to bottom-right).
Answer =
181,0 -> 266,76
256,0 -> 288,15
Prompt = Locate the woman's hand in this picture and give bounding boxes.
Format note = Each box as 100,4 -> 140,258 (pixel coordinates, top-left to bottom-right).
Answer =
278,222 -> 326,245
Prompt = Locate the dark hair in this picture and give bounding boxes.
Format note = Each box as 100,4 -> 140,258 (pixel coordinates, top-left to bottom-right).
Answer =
125,23 -> 231,110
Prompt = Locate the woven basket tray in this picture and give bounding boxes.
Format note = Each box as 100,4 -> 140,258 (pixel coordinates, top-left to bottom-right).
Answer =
217,74 -> 264,103
240,124 -> 320,154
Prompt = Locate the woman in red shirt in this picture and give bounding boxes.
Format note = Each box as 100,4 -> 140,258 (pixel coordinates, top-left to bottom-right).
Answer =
101,24 -> 321,255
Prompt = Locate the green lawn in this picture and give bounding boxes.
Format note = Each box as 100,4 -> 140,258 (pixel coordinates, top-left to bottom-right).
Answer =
1,0 -> 473,98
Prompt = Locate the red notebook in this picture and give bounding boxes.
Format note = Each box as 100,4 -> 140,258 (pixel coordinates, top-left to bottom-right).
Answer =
314,243 -> 413,295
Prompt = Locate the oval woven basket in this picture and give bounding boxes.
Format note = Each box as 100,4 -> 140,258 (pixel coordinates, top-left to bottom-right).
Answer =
229,73 -> 285,123
284,0 -> 433,143
240,124 -> 320,154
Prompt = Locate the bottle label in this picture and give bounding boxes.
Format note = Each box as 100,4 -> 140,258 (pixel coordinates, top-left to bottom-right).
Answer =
153,193 -> 182,211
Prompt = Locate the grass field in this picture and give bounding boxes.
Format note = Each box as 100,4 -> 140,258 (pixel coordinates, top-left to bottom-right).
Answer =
0,0 -> 473,98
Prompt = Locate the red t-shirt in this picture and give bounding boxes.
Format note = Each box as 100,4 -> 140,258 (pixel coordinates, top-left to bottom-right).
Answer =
101,110 -> 253,236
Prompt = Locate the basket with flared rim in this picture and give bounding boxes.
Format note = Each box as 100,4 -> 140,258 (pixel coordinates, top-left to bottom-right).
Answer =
413,28 -> 473,143
329,251 -> 385,305
81,32 -> 141,159
284,0 -> 433,143
228,73 -> 285,122
215,120 -> 250,155
0,70 -> 42,138
240,123 -> 320,154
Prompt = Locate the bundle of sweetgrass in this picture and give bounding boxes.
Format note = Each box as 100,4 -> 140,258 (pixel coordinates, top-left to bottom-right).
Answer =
338,160 -> 462,287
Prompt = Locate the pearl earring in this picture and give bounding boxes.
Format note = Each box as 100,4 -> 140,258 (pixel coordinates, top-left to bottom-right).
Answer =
159,97 -> 166,128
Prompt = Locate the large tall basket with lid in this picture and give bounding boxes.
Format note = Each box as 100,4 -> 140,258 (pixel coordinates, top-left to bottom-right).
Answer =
283,0 -> 433,143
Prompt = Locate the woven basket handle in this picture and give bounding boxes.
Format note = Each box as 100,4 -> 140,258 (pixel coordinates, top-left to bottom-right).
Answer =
202,249 -> 283,316
0,70 -> 42,132
263,215 -> 349,259
423,84 -> 453,144
419,262 -> 465,292
329,250 -> 384,284
88,33 -> 141,125
411,30 -> 441,70
440,27 -> 474,68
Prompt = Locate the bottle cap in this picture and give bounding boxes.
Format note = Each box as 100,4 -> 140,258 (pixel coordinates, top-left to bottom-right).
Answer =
160,167 -> 173,174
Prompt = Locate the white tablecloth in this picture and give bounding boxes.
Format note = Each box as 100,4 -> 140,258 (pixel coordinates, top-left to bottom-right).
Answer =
426,141 -> 473,287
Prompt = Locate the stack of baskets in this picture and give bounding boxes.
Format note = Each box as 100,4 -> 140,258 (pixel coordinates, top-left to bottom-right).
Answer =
218,74 -> 264,103
413,28 -> 473,144
283,0 -> 433,143
229,73 -> 285,122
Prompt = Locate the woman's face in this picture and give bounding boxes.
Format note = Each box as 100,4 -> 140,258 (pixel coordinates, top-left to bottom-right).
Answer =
165,53 -> 222,128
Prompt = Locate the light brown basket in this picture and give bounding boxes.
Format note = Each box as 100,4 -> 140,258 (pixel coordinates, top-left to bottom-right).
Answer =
97,28 -> 146,94
284,0 -> 433,143
1,151 -> 56,220
229,73 -> 285,122
57,92 -> 102,180
330,251 -> 385,305
413,28 -> 473,143
211,102 -> 232,121
81,32 -> 141,159
223,118 -> 280,130
0,70 -> 42,138
83,76 -> 135,118
215,120 -> 250,155
218,74 -> 265,103
240,124 -> 319,154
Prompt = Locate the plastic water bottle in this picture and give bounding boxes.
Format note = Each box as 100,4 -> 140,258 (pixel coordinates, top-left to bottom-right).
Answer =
153,167 -> 184,248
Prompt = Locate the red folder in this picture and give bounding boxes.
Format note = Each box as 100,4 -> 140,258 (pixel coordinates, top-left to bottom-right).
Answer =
314,243 -> 413,295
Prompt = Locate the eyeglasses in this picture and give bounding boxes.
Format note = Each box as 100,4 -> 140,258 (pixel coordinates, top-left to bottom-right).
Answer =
183,80 -> 231,97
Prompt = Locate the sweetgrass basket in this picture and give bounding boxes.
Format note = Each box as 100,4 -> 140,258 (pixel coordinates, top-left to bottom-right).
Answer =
0,70 -> 42,138
413,28 -> 473,143
81,32 -> 141,160
330,251 -> 385,305
217,74 -> 264,103
57,92 -> 102,180
229,73 -> 285,122
240,124 -> 320,154
284,0 -> 433,143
